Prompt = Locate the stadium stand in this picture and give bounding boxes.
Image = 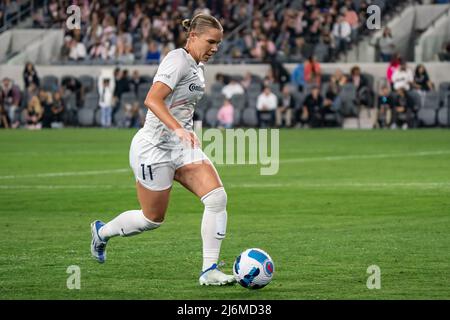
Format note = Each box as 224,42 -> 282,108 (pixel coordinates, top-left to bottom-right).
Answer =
1,0 -> 450,130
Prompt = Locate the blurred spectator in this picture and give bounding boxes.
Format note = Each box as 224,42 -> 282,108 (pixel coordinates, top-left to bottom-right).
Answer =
304,56 -> 321,87
256,86 -> 277,128
301,85 -> 323,128
323,81 -> 342,118
144,40 -> 161,63
331,69 -> 348,89
39,89 -> 53,129
413,64 -> 434,92
51,91 -> 65,128
0,78 -> 21,128
217,98 -> 234,129
123,102 -> 143,128
376,85 -> 393,129
438,41 -> 450,61
240,72 -> 253,90
392,61 -> 414,91
69,38 -> 87,61
276,85 -> 295,128
291,62 -> 305,92
378,27 -> 396,62
386,54 -> 402,90
222,78 -> 244,99
391,88 -> 414,129
61,76 -> 83,107
0,102 -> 9,128
130,70 -> 143,96
60,35 -> 72,62
114,69 -> 131,103
351,66 -> 374,108
23,62 -> 40,89
99,78 -> 114,128
332,15 -> 352,56
26,96 -> 43,130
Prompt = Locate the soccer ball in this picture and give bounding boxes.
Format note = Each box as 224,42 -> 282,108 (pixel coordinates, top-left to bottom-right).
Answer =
233,248 -> 274,289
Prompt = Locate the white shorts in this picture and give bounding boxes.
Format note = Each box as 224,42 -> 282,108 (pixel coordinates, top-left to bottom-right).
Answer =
129,129 -> 210,191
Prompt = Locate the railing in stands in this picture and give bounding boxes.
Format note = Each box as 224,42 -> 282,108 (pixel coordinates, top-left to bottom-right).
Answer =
0,0 -> 35,34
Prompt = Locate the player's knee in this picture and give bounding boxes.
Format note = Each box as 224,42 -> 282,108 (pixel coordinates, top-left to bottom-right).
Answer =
201,187 -> 227,212
142,208 -> 165,224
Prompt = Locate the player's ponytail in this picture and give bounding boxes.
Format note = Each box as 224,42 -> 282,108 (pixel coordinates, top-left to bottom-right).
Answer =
182,14 -> 222,34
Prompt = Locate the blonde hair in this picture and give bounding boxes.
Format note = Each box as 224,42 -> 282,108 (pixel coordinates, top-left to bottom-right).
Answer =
182,14 -> 223,34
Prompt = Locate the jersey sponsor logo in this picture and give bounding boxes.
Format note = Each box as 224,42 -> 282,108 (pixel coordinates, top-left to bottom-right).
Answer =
158,73 -> 171,79
189,83 -> 203,92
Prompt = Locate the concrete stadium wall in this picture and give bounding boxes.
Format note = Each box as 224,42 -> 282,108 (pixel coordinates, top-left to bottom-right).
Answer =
1,62 -> 449,94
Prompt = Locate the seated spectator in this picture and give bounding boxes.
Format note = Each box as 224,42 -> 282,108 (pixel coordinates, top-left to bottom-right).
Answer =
240,72 -> 253,90
413,64 -> 434,92
391,88 -> 414,129
386,54 -> 401,90
376,85 -> 393,129
51,91 -> 65,128
351,66 -> 374,108
123,102 -> 143,128
304,56 -> 321,87
69,38 -> 87,61
330,69 -> 348,90
276,85 -> 295,128
26,96 -> 43,130
23,62 -> 40,89
322,81 -> 342,124
256,86 -> 277,128
300,85 -> 323,128
378,27 -> 396,62
0,102 -> 9,128
221,78 -> 244,99
61,76 -> 83,107
130,70 -> 143,96
392,61 -> 414,92
39,89 -> 53,129
217,98 -> 234,129
144,40 -> 161,63
0,78 -> 21,128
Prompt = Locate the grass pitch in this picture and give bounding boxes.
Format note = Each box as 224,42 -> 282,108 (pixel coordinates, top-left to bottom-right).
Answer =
0,128 -> 449,300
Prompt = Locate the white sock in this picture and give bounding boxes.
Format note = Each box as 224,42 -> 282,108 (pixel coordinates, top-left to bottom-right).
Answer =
201,188 -> 228,272
99,210 -> 162,240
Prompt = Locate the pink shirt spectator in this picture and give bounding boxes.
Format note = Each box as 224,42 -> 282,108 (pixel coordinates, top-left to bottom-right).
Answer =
217,100 -> 234,127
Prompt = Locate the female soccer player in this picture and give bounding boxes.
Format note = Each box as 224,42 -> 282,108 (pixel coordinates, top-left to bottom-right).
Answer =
90,14 -> 235,286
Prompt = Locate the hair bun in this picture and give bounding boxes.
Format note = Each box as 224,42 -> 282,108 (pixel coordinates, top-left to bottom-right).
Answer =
182,19 -> 191,31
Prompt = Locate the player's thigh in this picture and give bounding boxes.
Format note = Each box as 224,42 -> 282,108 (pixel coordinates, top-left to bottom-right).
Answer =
136,181 -> 171,222
174,161 -> 223,198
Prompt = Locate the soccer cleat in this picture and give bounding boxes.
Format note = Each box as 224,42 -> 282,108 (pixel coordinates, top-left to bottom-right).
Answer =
199,263 -> 236,286
90,220 -> 107,263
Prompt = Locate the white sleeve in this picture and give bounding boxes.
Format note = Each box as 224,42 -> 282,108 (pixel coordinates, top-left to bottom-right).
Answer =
153,51 -> 188,90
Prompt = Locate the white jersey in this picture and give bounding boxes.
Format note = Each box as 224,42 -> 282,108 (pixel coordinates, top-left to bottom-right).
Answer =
141,48 -> 205,149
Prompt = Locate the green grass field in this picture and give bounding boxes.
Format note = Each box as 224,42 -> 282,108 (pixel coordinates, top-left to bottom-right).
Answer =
0,128 -> 449,300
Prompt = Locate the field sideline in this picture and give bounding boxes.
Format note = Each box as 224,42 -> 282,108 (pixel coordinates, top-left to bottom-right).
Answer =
0,128 -> 449,299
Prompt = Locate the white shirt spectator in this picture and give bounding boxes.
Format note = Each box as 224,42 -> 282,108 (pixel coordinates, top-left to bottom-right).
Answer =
332,20 -> 352,40
392,68 -> 414,91
99,85 -> 114,108
69,41 -> 87,60
256,91 -> 278,111
221,80 -> 244,99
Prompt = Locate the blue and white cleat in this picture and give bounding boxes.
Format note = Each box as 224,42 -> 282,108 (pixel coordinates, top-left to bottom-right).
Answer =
90,220 -> 107,263
199,263 -> 236,286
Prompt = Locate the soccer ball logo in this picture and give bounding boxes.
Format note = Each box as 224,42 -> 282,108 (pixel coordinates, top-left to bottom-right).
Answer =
233,248 -> 274,289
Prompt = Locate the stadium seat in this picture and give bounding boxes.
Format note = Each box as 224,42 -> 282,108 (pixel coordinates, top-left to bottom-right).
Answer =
230,94 -> 246,110
417,108 -> 437,127
78,75 -> 95,93
113,107 -> 127,127
437,107 -> 449,126
78,108 -> 95,126
338,84 -> 358,117
41,75 -> 59,92
241,107 -> 258,127
196,94 -> 210,110
233,108 -> 242,127
120,92 -> 138,106
423,91 -> 441,110
210,93 -> 225,109
204,107 -> 219,127
140,75 -> 153,84
83,92 -> 99,109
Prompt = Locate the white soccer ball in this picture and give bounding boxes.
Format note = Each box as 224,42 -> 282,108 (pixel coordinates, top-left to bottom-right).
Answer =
233,248 -> 274,289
